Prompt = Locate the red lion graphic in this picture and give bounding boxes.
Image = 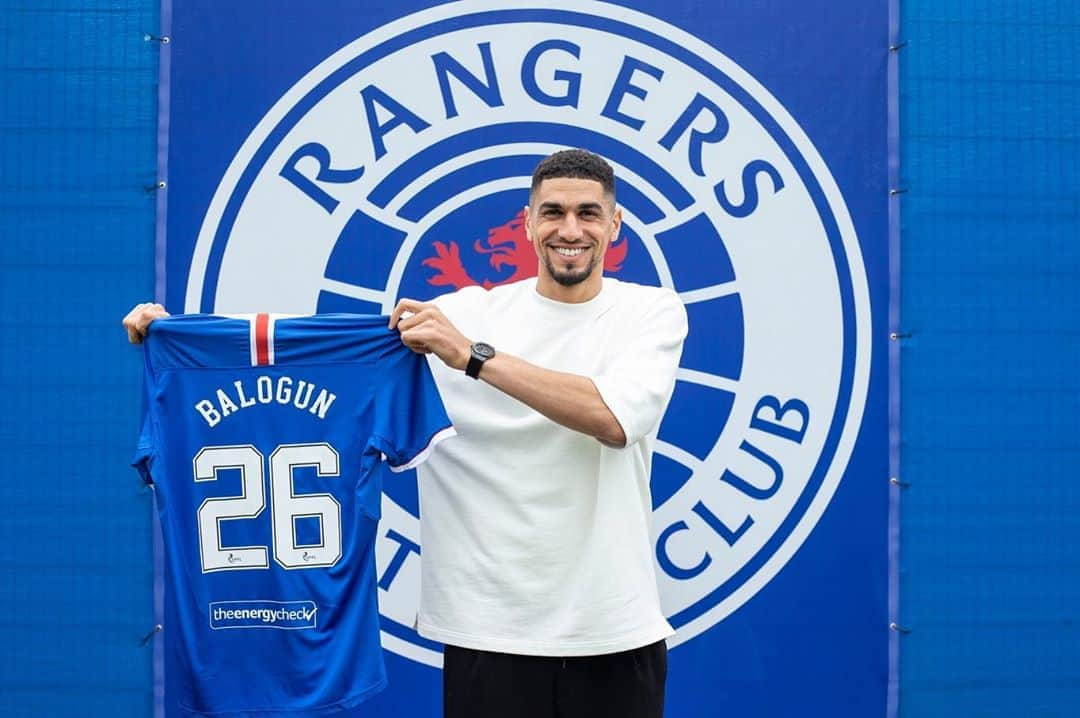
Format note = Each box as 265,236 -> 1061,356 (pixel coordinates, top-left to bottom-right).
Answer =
423,209 -> 629,290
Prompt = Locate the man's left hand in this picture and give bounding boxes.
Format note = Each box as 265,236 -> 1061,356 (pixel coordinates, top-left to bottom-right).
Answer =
389,299 -> 472,371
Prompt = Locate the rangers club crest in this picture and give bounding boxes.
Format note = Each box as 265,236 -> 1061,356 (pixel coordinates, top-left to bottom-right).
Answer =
184,1 -> 872,667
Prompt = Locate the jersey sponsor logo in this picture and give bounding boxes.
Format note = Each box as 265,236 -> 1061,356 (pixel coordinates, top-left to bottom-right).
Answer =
185,1 -> 871,666
209,600 -> 318,630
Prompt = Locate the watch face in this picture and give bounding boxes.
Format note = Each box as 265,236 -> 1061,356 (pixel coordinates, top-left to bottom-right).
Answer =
473,342 -> 495,359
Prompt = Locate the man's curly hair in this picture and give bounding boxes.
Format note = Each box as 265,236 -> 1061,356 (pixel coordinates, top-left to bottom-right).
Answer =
530,148 -> 616,205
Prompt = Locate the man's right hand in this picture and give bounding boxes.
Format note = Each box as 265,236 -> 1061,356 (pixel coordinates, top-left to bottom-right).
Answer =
123,302 -> 169,344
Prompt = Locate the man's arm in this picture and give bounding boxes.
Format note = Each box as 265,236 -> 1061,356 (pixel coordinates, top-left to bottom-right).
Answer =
476,352 -> 628,447
389,299 -> 627,447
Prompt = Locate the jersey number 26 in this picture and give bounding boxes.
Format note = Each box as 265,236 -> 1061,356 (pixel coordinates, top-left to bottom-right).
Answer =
193,443 -> 342,572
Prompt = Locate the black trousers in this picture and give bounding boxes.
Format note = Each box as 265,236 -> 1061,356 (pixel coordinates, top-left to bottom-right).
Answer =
443,640 -> 667,718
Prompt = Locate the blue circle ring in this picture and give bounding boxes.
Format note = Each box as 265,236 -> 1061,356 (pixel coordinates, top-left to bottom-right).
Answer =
201,7 -> 861,631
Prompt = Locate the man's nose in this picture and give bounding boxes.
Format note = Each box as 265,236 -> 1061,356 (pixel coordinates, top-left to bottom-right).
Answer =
558,213 -> 583,241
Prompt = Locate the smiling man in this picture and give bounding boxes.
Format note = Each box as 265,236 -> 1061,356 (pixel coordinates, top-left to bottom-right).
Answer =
123,149 -> 687,718
390,149 -> 689,718
531,174 -> 610,291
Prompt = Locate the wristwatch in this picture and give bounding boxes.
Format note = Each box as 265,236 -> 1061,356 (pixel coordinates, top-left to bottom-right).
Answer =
465,342 -> 495,379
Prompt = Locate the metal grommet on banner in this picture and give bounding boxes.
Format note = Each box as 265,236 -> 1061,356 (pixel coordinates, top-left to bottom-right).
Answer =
145,181 -> 167,193
140,624 -> 163,646
144,34 -> 170,44
889,332 -> 911,341
888,622 -> 911,635
889,477 -> 910,488
888,41 -> 907,53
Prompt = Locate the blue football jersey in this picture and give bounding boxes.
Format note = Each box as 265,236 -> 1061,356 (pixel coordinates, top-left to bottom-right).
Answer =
133,314 -> 454,718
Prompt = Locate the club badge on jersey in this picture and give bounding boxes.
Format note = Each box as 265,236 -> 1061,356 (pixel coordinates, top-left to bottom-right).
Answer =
133,313 -> 454,717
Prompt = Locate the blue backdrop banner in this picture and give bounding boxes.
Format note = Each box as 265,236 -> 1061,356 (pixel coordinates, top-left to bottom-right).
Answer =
159,2 -> 890,716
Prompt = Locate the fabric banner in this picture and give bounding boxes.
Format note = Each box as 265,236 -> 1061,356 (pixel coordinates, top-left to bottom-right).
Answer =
159,1 -> 890,715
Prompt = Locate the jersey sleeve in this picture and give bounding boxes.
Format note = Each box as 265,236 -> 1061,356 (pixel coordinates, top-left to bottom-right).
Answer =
590,289 -> 688,448
372,348 -> 455,472
131,344 -> 157,485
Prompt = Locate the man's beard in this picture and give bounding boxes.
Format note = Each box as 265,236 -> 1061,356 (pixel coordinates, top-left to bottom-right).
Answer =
541,250 -> 601,287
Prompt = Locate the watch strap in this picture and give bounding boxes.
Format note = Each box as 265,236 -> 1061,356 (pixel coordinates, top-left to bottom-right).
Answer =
465,353 -> 485,379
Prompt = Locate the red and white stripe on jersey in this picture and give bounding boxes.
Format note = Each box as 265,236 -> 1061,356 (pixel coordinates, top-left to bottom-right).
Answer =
249,313 -> 276,366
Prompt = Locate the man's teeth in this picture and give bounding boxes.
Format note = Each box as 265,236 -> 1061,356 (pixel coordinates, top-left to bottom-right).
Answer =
554,247 -> 586,256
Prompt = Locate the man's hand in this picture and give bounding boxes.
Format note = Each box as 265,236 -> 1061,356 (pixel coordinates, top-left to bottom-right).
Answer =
123,302 -> 169,344
388,299 -> 472,371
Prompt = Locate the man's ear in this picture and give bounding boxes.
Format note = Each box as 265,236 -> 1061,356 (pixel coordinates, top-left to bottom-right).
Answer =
523,204 -> 540,252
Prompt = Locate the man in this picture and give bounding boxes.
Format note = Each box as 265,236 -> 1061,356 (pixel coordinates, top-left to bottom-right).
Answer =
125,149 -> 688,718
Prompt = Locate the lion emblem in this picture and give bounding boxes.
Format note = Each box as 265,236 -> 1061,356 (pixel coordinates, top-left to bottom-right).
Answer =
423,210 -> 629,290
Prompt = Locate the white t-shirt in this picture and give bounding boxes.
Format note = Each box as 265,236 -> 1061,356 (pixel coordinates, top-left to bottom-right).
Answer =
417,277 -> 688,656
